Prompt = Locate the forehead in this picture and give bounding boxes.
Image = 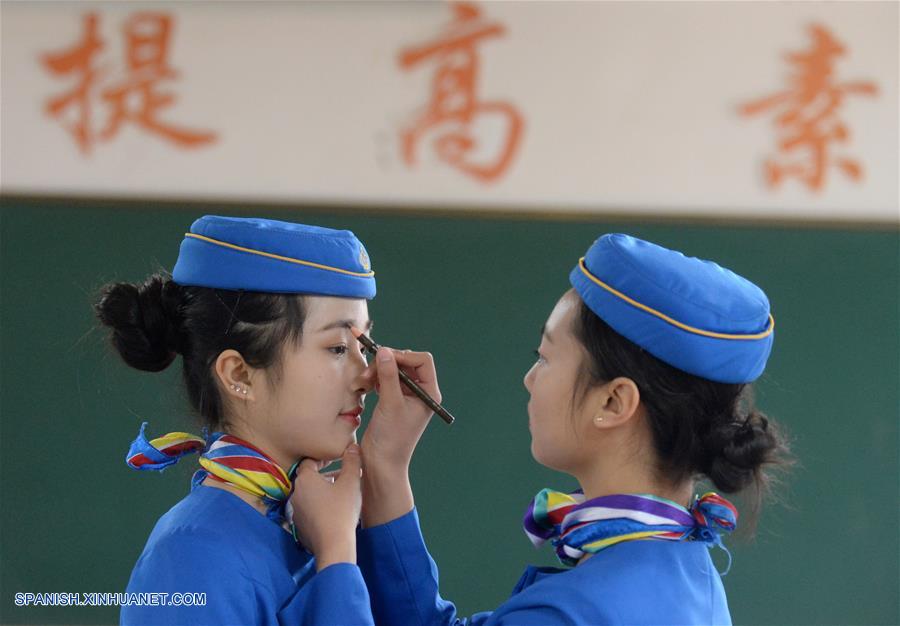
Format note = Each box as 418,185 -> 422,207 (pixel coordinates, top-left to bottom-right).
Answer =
303,296 -> 369,327
544,291 -> 579,337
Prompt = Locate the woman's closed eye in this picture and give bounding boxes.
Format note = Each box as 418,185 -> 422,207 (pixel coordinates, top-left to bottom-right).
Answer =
533,349 -> 546,364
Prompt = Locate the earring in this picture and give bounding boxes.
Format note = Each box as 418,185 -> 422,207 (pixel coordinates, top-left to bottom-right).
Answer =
594,416 -> 604,424
230,384 -> 247,396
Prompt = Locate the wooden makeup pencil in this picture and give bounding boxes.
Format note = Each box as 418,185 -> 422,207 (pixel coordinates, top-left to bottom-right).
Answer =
350,326 -> 455,425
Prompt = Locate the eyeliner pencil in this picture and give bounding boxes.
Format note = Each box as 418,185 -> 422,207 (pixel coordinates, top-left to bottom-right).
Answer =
350,326 -> 455,425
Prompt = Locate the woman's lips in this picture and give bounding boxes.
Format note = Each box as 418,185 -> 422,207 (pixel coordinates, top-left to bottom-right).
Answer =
339,407 -> 362,427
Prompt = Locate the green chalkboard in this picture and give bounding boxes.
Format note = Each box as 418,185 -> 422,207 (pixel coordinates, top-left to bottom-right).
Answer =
1,198 -> 897,625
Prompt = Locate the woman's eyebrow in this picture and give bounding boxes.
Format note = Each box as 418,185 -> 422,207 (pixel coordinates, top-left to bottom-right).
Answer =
316,319 -> 374,333
541,323 -> 554,343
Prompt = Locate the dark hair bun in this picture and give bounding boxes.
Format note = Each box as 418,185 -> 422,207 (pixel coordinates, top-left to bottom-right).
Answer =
94,273 -> 185,372
701,410 -> 779,493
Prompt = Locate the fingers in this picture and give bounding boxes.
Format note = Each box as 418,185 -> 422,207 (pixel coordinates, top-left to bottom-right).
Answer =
297,458 -> 321,477
335,444 -> 362,488
374,347 -> 441,402
373,348 -> 404,405
390,349 -> 441,404
297,458 -> 338,484
390,349 -> 436,381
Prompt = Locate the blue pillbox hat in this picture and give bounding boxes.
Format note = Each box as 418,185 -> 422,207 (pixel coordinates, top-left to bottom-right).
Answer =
172,216 -> 375,298
569,234 -> 774,384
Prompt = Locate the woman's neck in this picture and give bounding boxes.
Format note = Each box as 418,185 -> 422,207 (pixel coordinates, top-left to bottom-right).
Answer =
575,462 -> 694,509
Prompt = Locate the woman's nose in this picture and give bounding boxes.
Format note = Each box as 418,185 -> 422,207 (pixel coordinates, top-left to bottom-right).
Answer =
523,364 -> 536,392
354,359 -> 377,394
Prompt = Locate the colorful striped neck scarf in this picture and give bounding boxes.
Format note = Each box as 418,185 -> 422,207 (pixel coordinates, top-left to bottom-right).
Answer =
524,489 -> 738,570
125,422 -> 298,524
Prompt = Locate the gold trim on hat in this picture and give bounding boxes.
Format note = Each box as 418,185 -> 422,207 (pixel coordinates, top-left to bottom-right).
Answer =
185,233 -> 375,278
577,258 -> 774,341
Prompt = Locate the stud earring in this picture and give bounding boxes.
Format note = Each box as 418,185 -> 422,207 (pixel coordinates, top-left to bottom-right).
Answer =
594,416 -> 604,424
230,384 -> 247,396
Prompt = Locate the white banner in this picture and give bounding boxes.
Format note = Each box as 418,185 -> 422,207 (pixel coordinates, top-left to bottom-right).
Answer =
2,1 -> 897,221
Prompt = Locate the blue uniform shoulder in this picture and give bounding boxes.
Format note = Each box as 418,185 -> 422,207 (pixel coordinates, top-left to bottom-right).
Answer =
498,540 -> 731,626
141,486 -> 311,577
122,487 -> 317,626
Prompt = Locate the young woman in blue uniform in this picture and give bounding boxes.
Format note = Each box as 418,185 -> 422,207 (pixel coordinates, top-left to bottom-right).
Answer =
96,215 -> 437,626
317,233 -> 791,626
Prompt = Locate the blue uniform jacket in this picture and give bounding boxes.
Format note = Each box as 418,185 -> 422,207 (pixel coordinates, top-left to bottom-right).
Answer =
121,485 -> 374,626
357,508 -> 732,626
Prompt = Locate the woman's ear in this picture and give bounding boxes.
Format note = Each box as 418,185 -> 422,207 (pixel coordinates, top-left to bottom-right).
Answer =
589,377 -> 641,430
214,349 -> 257,401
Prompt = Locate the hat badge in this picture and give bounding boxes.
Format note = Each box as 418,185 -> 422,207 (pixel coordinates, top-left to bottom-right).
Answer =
358,248 -> 370,271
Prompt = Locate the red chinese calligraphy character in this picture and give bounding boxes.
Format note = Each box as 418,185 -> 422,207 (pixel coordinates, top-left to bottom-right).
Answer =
739,23 -> 878,191
40,12 -> 217,154
41,13 -> 105,154
100,13 -> 216,147
399,2 -> 524,183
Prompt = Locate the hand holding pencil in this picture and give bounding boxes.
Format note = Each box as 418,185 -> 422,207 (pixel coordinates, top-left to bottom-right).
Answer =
351,327 -> 455,425
354,327 -> 453,488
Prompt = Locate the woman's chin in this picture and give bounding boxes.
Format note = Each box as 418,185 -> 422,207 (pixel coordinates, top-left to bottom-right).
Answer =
319,436 -> 357,462
530,441 -> 545,465
530,443 -> 565,473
